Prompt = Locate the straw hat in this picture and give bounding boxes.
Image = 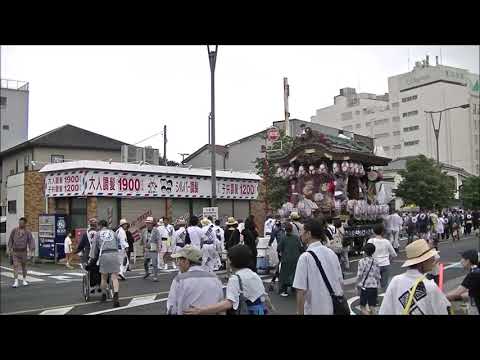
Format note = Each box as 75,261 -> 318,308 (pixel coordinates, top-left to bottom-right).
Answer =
119,218 -> 129,226
200,217 -> 211,226
226,217 -> 238,226
290,211 -> 301,220
401,239 -> 438,268
145,216 -> 154,223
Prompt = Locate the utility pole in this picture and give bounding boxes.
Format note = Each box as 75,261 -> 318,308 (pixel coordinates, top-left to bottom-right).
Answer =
208,45 -> 218,207
163,124 -> 167,165
284,77 -> 290,137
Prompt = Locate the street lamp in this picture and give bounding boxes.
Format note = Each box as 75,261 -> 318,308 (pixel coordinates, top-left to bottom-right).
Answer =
207,45 -> 218,207
424,104 -> 470,166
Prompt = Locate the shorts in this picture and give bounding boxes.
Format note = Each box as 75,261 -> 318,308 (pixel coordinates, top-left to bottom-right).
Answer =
12,250 -> 28,267
359,288 -> 378,307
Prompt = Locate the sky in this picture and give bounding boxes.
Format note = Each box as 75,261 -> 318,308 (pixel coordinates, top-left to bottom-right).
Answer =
1,45 -> 479,164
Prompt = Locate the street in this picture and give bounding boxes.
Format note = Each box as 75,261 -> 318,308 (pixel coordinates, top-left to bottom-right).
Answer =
1,234 -> 477,315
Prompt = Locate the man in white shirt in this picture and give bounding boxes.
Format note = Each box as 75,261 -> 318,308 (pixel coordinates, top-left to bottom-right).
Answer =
116,219 -> 130,280
156,219 -> 170,271
167,246 -> 224,315
264,215 -> 275,238
385,210 -> 403,252
379,239 -> 451,315
185,216 -> 207,249
367,223 -> 397,290
293,218 -> 344,315
200,217 -> 221,272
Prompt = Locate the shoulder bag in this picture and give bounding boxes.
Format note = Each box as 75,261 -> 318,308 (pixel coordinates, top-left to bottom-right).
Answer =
234,274 -> 251,315
357,257 -> 375,295
308,250 -> 350,315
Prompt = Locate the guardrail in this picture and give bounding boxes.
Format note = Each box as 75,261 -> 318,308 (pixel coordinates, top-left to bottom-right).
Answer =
1,79 -> 29,91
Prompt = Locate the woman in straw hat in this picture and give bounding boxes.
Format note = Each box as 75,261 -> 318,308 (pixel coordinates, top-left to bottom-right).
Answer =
224,217 -> 240,277
379,239 -> 451,315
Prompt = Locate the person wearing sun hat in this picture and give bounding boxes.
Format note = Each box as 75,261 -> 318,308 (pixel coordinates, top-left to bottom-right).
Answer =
379,239 -> 451,315
289,211 -> 304,239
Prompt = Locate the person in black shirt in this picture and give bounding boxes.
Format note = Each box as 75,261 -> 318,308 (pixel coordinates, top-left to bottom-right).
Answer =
446,249 -> 480,315
242,217 -> 259,272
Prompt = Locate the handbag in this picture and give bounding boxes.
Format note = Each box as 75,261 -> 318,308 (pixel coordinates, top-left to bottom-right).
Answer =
308,250 -> 350,315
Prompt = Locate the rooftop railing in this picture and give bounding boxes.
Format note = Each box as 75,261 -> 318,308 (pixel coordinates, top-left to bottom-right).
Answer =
1,79 -> 29,91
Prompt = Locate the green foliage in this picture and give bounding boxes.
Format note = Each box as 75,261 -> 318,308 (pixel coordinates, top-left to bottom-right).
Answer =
460,176 -> 480,209
255,156 -> 289,211
395,155 -> 455,210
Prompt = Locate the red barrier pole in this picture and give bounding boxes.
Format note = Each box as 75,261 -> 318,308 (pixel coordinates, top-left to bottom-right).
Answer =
438,263 -> 444,291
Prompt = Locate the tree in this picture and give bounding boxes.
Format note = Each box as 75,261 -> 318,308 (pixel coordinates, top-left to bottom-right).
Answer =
395,155 -> 455,210
460,176 -> 480,209
166,160 -> 180,167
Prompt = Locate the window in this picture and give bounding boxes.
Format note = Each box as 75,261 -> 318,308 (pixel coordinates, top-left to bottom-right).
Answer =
8,201 -> 16,214
393,130 -> 401,136
50,155 -> 64,163
366,122 -> 371,127
375,133 -> 390,138
393,144 -> 401,149
402,95 -> 418,103
355,123 -> 361,129
0,97 -> 6,108
404,140 -> 420,146
392,116 -> 400,122
374,118 -> 389,126
383,146 -> 390,151
2,125 -> 9,130
341,111 -> 353,121
392,102 -> 399,108
402,110 -> 418,118
403,125 -> 420,133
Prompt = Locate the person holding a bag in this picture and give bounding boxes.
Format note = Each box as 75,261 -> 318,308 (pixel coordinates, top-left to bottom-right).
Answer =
379,239 -> 451,315
184,244 -> 275,315
277,223 -> 303,297
356,243 -> 381,315
7,217 -> 35,288
293,218 -> 346,315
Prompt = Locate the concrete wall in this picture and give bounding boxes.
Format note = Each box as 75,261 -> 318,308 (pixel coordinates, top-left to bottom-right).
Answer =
6,173 -> 24,241
226,135 -> 264,173
0,88 -> 29,152
183,148 -> 226,170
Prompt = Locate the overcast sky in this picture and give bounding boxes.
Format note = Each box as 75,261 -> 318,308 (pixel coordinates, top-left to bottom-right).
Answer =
1,45 -> 478,165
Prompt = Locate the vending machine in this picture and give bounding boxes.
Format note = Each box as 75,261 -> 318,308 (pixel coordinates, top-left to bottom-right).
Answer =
38,214 -> 69,260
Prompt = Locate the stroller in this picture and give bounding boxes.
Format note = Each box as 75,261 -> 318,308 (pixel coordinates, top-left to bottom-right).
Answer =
81,260 -> 113,302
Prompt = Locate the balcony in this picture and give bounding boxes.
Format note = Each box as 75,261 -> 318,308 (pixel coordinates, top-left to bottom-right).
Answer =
1,79 -> 29,91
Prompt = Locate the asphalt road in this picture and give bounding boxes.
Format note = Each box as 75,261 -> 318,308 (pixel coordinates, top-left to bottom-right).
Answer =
1,234 -> 478,315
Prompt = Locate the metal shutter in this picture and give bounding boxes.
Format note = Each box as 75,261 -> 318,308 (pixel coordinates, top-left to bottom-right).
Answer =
170,199 -> 190,223
233,200 -> 250,222
97,198 -> 119,229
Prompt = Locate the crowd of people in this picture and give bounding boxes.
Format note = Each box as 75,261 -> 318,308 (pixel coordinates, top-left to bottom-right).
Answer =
5,206 -> 479,315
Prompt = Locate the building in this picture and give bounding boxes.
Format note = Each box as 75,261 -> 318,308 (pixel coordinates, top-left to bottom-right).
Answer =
378,155 -> 475,210
0,124 -> 128,244
182,118 -> 374,173
311,57 -> 480,175
1,79 -> 29,152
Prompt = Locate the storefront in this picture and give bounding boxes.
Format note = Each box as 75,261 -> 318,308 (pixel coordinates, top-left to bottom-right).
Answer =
39,160 -> 261,238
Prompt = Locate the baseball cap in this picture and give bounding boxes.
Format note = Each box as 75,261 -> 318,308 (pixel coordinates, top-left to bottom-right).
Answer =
461,249 -> 479,265
171,245 -> 202,263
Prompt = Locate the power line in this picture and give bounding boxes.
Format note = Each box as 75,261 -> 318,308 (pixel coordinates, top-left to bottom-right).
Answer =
133,130 -> 164,146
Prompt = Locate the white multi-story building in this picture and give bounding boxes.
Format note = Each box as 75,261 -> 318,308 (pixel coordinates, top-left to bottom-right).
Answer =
311,57 -> 480,175
1,79 -> 29,152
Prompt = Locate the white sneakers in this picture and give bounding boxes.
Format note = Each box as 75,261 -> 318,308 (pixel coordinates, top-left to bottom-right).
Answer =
12,279 -> 28,288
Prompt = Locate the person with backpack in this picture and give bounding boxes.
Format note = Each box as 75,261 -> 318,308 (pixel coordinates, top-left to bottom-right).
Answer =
357,243 -> 381,315
325,218 -> 344,271
277,223 -> 303,297
379,239 -> 451,315
183,244 -> 275,315
7,217 -> 35,288
88,219 -> 122,308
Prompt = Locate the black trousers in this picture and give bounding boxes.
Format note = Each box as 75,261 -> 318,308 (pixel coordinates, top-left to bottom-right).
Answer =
465,223 -> 472,235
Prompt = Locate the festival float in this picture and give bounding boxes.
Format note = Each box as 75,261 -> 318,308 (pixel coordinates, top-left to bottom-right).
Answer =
269,126 -> 392,253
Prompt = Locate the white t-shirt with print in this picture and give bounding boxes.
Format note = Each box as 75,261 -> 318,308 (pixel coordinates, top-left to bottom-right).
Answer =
226,268 -> 266,310
367,237 -> 397,267
379,269 -> 451,315
293,242 -> 343,315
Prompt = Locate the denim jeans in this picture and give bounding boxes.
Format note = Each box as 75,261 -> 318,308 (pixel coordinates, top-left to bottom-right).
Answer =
379,265 -> 390,290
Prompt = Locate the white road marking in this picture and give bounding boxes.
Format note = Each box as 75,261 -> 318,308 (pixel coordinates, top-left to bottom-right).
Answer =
63,272 -> 85,277
49,275 -> 74,281
1,271 -> 45,282
343,277 -> 358,286
40,306 -> 74,315
128,295 -> 158,307
1,266 -> 50,276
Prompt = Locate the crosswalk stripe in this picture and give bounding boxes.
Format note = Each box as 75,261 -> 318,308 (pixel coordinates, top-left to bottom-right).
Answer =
0,271 -> 45,282
26,270 -> 51,276
40,306 -> 74,315
128,295 -> 158,307
49,275 -> 74,281
63,272 -> 85,277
